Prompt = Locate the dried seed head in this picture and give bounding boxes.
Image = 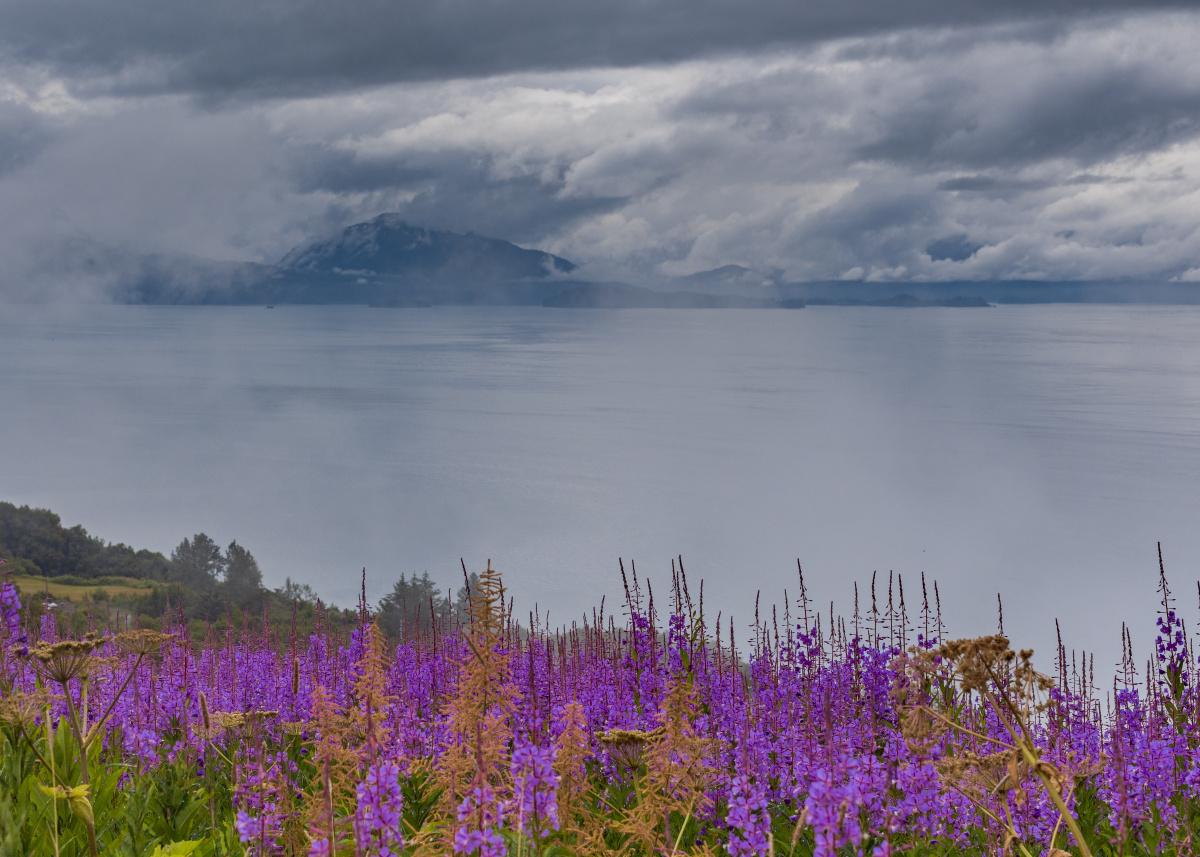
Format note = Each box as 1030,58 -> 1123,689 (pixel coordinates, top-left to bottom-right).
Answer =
598,726 -> 664,770
27,637 -> 102,684
197,709 -> 279,739
195,710 -> 246,740
0,690 -> 50,728
114,629 -> 170,657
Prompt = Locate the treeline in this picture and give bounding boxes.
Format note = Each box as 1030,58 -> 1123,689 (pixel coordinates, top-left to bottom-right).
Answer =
1,501 -> 468,640
0,502 -> 168,580
0,502 -> 340,629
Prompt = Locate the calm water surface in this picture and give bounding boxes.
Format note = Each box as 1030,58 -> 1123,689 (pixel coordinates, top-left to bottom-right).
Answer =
3,303 -> 1199,666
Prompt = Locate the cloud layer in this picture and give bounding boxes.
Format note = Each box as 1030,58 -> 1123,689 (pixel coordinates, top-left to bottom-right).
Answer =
2,0 -> 1192,98
3,11 -> 1200,294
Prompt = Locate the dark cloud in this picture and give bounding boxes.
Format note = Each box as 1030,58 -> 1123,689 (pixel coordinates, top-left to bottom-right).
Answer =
289,147 -> 629,246
0,0 -> 1194,97
856,50 -> 1200,170
937,176 -> 1050,191
926,234 -> 983,261
4,12 -> 1200,291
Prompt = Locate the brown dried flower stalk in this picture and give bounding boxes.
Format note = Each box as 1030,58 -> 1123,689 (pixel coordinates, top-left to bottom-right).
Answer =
435,561 -> 519,814
901,636 -> 1096,857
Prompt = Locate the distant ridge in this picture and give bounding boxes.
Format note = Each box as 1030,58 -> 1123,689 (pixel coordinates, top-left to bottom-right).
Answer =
544,283 -> 790,309
110,217 -> 1200,307
805,294 -> 990,307
665,265 -> 782,296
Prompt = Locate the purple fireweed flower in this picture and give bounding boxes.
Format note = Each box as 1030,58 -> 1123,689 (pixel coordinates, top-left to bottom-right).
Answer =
455,785 -> 507,857
1099,688 -> 1183,831
233,751 -> 285,853
454,827 -> 507,857
355,759 -> 406,856
236,808 -> 276,842
1,580 -> 27,655
726,773 -> 771,857
123,727 -> 160,767
38,611 -> 57,643
895,761 -> 940,823
1155,609 -> 1190,694
801,755 -> 889,857
511,739 -> 560,839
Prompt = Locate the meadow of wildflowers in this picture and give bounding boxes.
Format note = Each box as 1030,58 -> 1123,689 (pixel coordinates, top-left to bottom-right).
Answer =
2,555 -> 1200,857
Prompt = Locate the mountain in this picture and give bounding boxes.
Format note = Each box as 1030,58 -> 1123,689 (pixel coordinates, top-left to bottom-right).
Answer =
121,215 -> 582,305
665,265 -> 782,296
279,214 -> 575,283
259,216 -> 581,305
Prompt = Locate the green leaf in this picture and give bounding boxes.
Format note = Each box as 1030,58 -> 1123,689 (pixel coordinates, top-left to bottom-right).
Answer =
148,841 -> 203,857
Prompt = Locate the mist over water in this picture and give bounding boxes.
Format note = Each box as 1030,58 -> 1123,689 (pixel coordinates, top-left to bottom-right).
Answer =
3,303 -> 1199,669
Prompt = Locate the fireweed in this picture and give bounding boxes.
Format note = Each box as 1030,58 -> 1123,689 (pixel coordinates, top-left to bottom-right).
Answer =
2,558 -> 1200,855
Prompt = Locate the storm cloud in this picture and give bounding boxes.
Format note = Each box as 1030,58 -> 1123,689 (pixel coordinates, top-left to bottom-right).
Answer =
1,0 -> 1194,98
2,6 -> 1200,294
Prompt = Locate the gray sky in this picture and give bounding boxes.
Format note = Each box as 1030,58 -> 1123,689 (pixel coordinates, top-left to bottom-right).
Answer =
3,0 -> 1200,295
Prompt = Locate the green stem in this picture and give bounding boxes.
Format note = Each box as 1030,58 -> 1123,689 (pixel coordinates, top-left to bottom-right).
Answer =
13,724 -> 72,790
61,688 -> 90,786
44,707 -> 60,857
59,686 -> 99,857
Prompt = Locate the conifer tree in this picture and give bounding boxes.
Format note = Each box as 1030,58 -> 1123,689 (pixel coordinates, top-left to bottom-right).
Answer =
168,533 -> 224,590
223,540 -> 263,608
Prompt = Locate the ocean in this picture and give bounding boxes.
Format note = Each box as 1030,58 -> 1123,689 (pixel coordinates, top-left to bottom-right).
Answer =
4,302 -> 1199,667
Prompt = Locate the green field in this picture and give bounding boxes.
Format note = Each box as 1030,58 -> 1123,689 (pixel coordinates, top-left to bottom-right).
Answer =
8,573 -> 156,601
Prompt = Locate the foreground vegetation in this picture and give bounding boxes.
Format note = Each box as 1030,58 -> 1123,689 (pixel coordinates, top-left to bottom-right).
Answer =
3,553 -> 1200,857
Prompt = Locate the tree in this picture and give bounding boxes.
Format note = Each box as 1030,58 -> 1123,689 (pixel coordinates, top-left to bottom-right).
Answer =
223,540 -> 263,608
0,501 -> 167,580
276,577 -> 320,605
168,534 -> 223,590
376,572 -> 452,638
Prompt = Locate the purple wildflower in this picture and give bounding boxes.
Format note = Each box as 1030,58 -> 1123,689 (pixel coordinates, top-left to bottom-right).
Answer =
235,809 -> 273,842
455,784 -> 507,857
307,840 -> 332,857
355,759 -> 406,856
123,726 -> 161,767
726,773 -> 771,857
511,739 -> 560,840
1,580 -> 27,655
802,755 -> 888,857
895,761 -> 940,824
